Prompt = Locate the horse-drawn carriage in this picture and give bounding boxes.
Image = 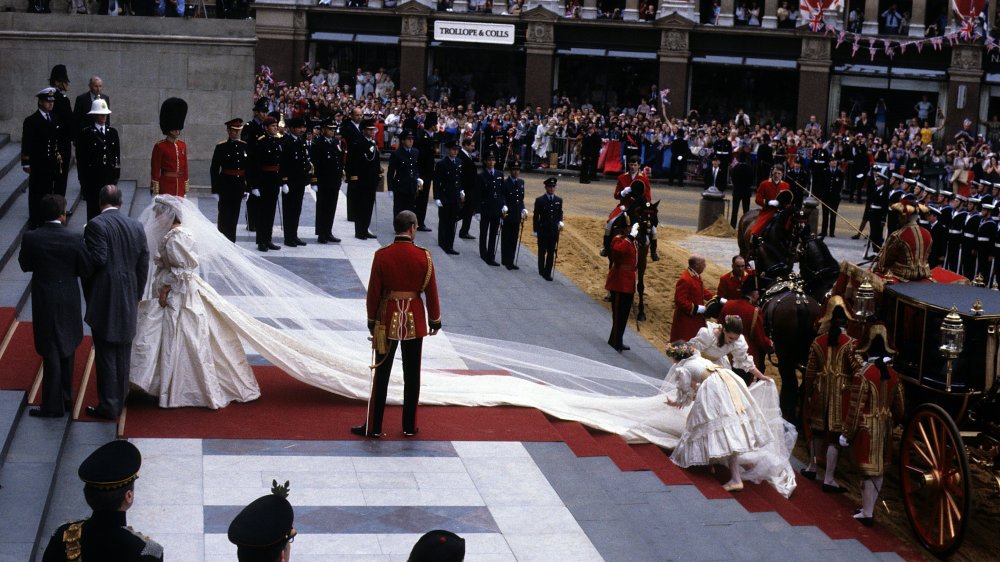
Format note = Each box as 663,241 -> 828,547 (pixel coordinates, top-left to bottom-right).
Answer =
878,282 -> 1000,556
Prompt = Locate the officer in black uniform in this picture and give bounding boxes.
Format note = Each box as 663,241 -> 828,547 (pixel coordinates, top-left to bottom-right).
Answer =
75,98 -> 120,221
477,151 -> 504,266
209,118 -> 250,242
927,205 -> 947,269
533,177 -> 563,281
228,484 -> 296,562
346,118 -> 381,240
810,140 -> 830,190
414,112 -> 438,232
457,137 -> 479,239
977,199 -> 997,282
580,124 -> 602,184
785,156 -> 810,208
48,65 -> 75,201
241,98 -> 270,232
500,162 -> 526,270
946,194 -> 968,272
821,157 -> 844,237
434,140 -> 463,255
711,132 -> 732,188
961,196 -> 982,279
249,116 -> 283,252
387,129 -> 421,219
279,117 -> 314,247
41,440 -> 163,562
867,172 -> 889,251
311,118 -> 344,244
848,135 -> 870,203
22,88 -> 64,229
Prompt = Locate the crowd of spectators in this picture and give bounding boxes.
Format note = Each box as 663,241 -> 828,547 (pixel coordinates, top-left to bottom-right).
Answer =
27,0 -> 251,17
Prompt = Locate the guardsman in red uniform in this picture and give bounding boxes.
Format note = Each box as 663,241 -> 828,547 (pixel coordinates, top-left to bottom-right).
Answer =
716,255 -> 753,300
873,194 -> 933,283
719,275 -> 771,372
670,254 -> 715,341
841,325 -> 904,527
352,210 -> 441,439
604,157 -> 657,260
802,296 -> 862,493
750,165 -> 791,236
606,219 -> 638,352
150,97 -> 189,197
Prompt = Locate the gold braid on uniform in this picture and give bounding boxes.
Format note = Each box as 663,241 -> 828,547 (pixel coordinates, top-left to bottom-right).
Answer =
63,521 -> 84,561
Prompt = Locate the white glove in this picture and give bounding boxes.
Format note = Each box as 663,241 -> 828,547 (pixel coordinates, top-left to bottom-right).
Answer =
251,189 -> 261,197
460,190 -> 465,199
629,223 -> 640,238
767,199 -> 779,207
558,221 -> 564,231
308,184 -> 316,193
521,209 -> 528,219
502,205 -> 509,214
435,199 -> 443,208
388,190 -> 394,200
619,205 -> 626,212
212,193 -> 220,202
280,184 -> 290,194
677,155 -> 684,161
719,298 -> 727,305
242,191 -> 249,200
839,435 -> 850,448
417,178 -> 424,188
696,305 -> 706,315
621,186 -> 632,196
475,213 -> 481,221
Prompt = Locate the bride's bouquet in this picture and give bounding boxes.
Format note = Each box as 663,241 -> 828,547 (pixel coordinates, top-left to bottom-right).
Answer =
665,342 -> 696,361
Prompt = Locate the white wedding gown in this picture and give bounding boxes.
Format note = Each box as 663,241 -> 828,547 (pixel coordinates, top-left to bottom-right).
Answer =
130,196 -> 797,497
130,227 -> 261,409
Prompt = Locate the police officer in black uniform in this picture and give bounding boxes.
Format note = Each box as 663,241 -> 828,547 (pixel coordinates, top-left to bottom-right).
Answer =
41,440 -> 163,562
533,177 -> 563,281
414,112 -> 438,232
785,156 -> 810,208
946,194 -> 968,272
387,129 -> 421,219
75,98 -> 120,221
48,65 -> 75,201
457,137 -> 479,240
22,88 -> 64,229
241,98 -> 270,232
249,116 -> 283,252
580,124 -> 602,184
210,118 -> 250,242
346,118 -> 381,240
961,196 -> 982,279
434,140 -> 463,255
821,157 -> 844,237
927,205 -> 948,269
477,151 -> 504,266
228,484 -> 296,562
500,162 -> 526,270
279,117 -> 314,247
311,118 -> 344,244
711,132 -> 732,189
867,172 -> 889,251
810,140 -> 830,190
977,199 -> 997,282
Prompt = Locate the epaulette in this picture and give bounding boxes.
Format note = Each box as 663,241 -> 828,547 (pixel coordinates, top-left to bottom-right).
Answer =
236,139 -> 246,144
257,135 -> 266,141
217,140 -> 227,145
125,526 -> 164,558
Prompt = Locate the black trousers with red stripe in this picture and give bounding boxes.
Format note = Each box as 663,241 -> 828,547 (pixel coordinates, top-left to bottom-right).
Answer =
366,338 -> 423,434
608,291 -> 634,350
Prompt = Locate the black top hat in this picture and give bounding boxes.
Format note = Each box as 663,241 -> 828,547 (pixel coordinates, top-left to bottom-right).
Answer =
408,530 -> 466,562
399,129 -> 415,140
159,97 -> 188,135
49,64 -> 70,83
253,97 -> 269,113
225,118 -> 244,129
228,494 -> 295,552
402,117 -> 419,131
544,177 -> 558,187
285,117 -> 306,129
79,440 -> 141,490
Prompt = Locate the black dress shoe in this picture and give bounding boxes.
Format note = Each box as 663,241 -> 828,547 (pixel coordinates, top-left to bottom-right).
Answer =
543,275 -> 553,281
294,239 -> 307,246
85,406 -> 115,420
367,231 -> 377,239
459,233 -> 476,239
285,241 -> 299,248
850,234 -> 861,240
823,483 -> 848,494
258,244 -> 269,252
402,428 -> 419,437
28,408 -> 63,418
329,236 -> 341,243
445,249 -> 460,255
350,424 -> 384,439
247,226 -> 256,232
486,260 -> 500,267
267,243 -> 281,250
619,345 -> 630,351
355,235 -> 368,240
317,237 -> 329,244
799,468 -> 817,481
853,510 -> 874,527
509,264 -> 520,270
417,225 -> 432,232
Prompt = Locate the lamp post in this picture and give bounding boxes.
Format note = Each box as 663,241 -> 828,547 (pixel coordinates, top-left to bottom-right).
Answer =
938,306 -> 965,392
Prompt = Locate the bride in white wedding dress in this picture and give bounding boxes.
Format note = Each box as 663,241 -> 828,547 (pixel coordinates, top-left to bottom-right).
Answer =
130,195 -> 797,497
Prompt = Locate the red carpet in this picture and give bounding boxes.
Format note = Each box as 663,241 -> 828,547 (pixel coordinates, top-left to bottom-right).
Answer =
0,322 -> 41,391
0,307 -> 15,339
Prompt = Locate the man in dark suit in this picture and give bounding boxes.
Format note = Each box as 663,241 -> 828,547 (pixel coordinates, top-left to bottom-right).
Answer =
818,157 -> 845,237
434,140 -> 463,255
311,118 -> 344,244
457,137 -> 479,239
248,117 -> 284,252
414,113 -> 438,232
386,129 -> 421,219
729,150 -> 754,228
339,106 -> 364,150
711,134 -> 732,188
703,154 -> 725,192
22,88 -> 64,228
210,118 -> 250,242
75,99 -> 120,221
49,65 -> 75,200
755,137 -> 774,186
279,117 -> 314,247
533,177 -> 563,281
82,185 -> 149,420
580,124 -> 602,184
241,98 -> 270,232
669,130 -> 690,185
73,76 -> 110,131
346,119 -> 381,240
477,151 -> 504,266
18,195 -> 90,418
500,162 -> 526,270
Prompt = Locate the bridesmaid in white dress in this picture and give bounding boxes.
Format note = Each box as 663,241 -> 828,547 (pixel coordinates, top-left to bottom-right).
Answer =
689,315 -> 768,382
131,196 -> 260,409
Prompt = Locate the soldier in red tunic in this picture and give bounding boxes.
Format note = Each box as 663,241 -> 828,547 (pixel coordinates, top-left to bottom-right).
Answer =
841,325 -> 904,527
150,98 -> 189,198
606,219 -> 638,352
603,157 -> 657,260
750,165 -> 791,236
719,275 -> 771,372
802,296 -> 862,493
669,254 -> 715,341
716,255 -> 753,301
352,211 -> 441,439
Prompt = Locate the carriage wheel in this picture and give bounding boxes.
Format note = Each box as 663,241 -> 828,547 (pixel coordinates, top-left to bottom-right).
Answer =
899,403 -> 972,557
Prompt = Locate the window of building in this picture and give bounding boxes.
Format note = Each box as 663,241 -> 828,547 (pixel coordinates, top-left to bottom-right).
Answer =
877,0 -> 912,35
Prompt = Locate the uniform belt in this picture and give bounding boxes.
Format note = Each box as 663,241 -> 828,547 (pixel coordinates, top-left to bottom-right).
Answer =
222,169 -> 245,177
949,229 -> 962,234
261,165 -> 280,172
387,291 -> 420,299
870,205 -> 882,209
964,233 -> 975,238
978,236 -> 990,241
160,171 -> 183,178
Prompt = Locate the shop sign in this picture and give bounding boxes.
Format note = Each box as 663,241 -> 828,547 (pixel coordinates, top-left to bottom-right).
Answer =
433,20 -> 515,45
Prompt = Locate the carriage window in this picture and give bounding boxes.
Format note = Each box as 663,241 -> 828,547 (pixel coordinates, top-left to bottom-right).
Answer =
894,304 -> 924,379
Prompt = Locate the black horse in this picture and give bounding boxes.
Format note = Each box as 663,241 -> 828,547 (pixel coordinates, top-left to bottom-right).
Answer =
738,203 -> 813,287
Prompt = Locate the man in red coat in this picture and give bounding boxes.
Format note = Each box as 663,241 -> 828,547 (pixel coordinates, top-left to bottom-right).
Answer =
151,98 -> 189,197
606,220 -> 638,352
716,255 -> 753,300
719,275 -> 771,372
604,157 -> 657,260
352,210 -> 441,439
873,196 -> 932,283
750,165 -> 790,236
670,254 -> 715,341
